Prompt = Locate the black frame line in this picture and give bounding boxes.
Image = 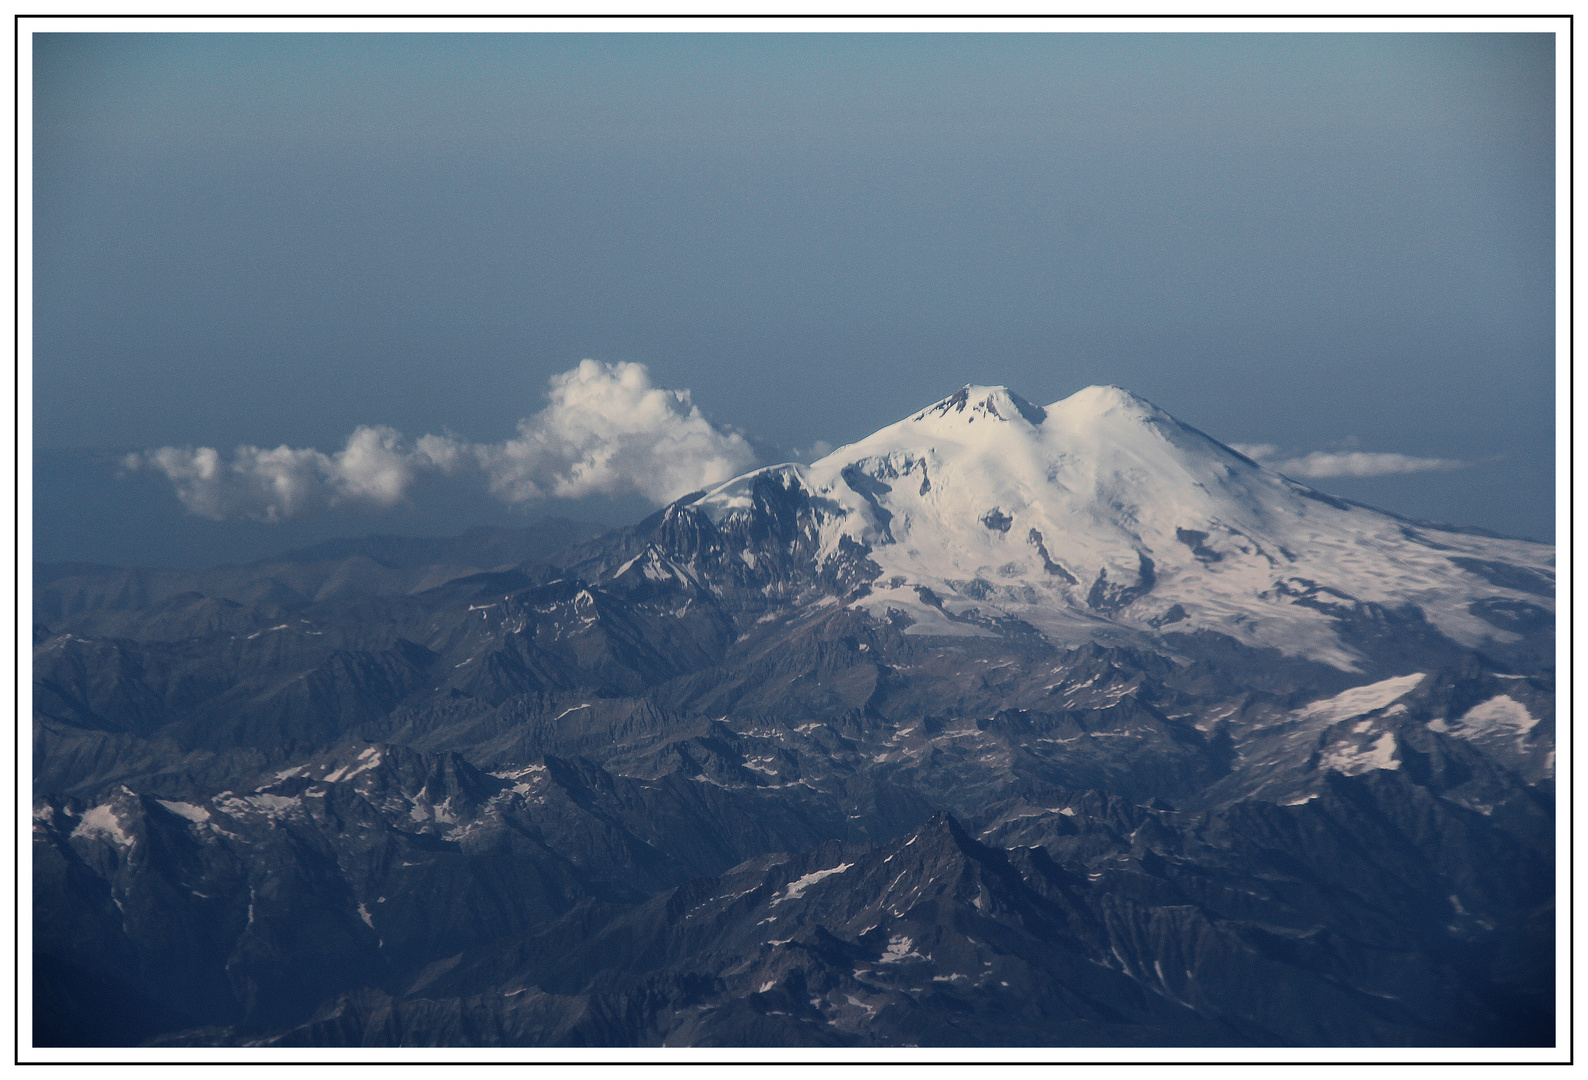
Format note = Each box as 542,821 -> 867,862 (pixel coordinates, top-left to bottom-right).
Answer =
10,11 -> 1573,1067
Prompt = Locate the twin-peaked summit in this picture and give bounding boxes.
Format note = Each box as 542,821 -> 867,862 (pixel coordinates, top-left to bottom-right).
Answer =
602,384 -> 1552,672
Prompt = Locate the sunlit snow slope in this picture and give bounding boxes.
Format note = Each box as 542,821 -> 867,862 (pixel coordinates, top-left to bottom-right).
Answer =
691,385 -> 1553,669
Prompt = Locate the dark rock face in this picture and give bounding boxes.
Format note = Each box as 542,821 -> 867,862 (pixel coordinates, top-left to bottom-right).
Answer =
1086,554 -> 1157,615
32,504 -> 1555,1048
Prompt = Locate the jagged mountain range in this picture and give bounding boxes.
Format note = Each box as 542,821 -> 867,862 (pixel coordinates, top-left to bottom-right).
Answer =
33,386 -> 1555,1048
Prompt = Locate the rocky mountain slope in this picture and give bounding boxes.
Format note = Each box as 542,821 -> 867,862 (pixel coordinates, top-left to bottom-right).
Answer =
33,387 -> 1555,1048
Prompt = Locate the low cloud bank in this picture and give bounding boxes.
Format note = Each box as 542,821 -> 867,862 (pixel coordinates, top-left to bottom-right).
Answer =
127,361 -> 759,522
1229,442 -> 1468,479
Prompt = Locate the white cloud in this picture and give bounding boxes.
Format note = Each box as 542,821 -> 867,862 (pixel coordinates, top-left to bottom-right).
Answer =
125,425 -> 432,522
1229,441 -> 1469,479
1269,451 -> 1469,479
129,361 -> 759,521
1227,443 -> 1279,462
472,359 -> 756,503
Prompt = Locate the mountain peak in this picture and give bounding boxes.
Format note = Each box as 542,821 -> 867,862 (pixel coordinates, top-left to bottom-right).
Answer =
1049,384 -> 1168,422
912,385 -> 1047,427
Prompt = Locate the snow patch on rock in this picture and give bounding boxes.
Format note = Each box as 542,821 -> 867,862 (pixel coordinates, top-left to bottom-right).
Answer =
879,934 -> 927,963
772,862 -> 853,906
1429,695 -> 1538,739
71,804 -> 134,848
1321,732 -> 1400,775
155,800 -> 211,823
1298,674 -> 1425,726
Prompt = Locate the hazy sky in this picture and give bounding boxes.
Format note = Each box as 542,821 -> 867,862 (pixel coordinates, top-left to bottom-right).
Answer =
33,31 -> 1557,565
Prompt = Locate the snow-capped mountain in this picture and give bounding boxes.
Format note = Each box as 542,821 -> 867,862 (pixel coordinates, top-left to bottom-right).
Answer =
615,384 -> 1553,670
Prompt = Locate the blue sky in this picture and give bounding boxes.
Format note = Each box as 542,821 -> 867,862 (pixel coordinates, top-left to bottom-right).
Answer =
33,31 -> 1556,566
